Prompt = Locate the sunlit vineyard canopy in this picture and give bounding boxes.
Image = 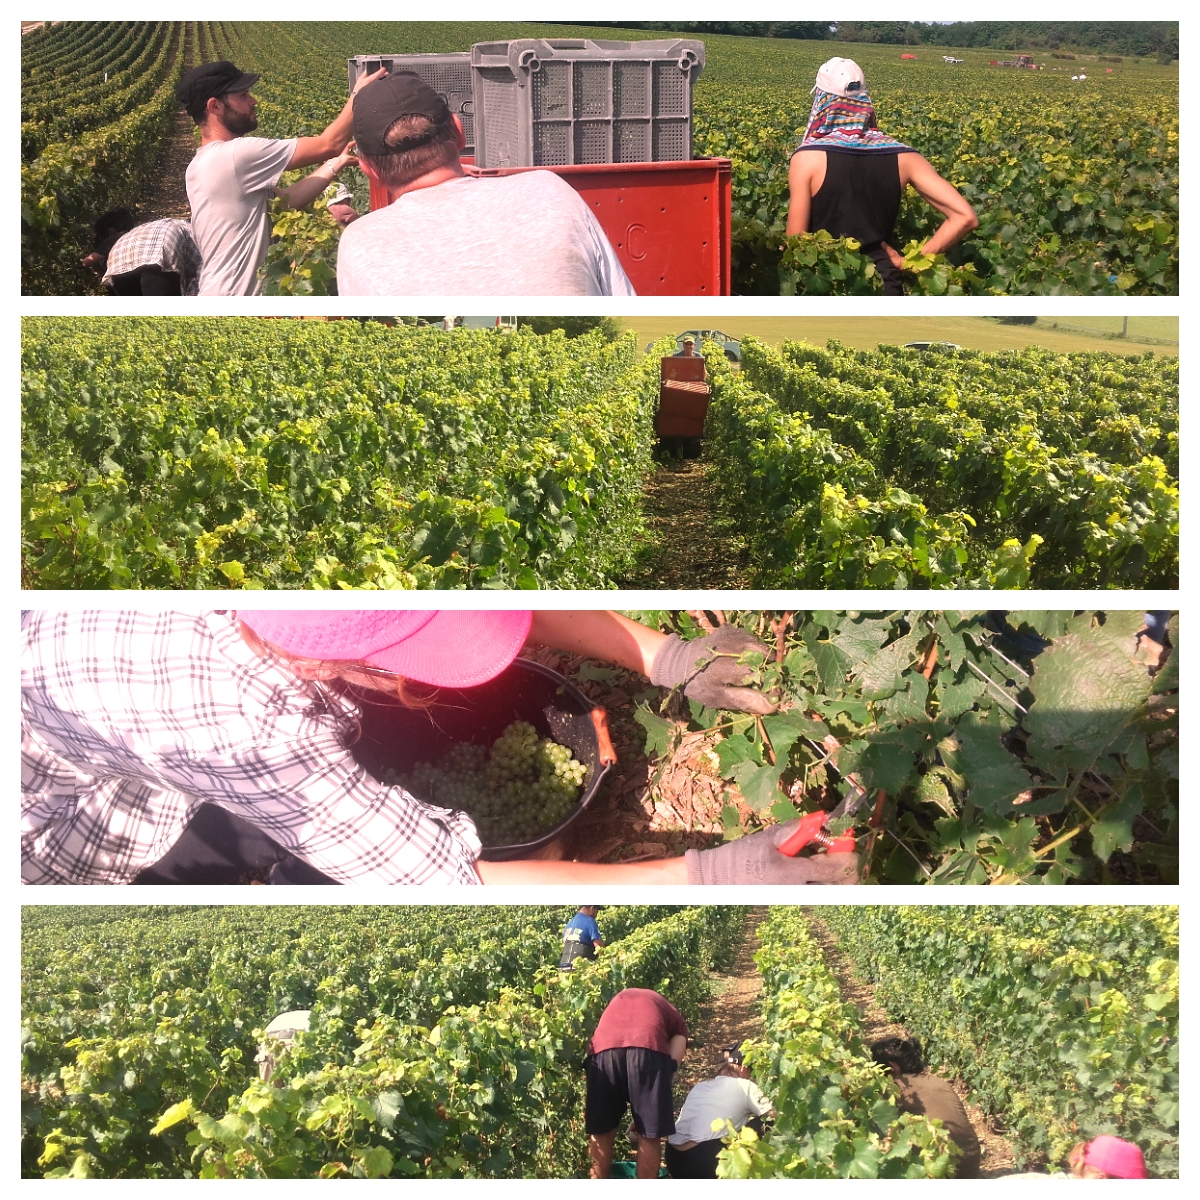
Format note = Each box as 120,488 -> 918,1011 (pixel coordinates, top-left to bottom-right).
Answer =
22,22 -> 1177,295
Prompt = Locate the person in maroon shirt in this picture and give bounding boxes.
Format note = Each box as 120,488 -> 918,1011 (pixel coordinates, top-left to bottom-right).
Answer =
585,988 -> 689,1178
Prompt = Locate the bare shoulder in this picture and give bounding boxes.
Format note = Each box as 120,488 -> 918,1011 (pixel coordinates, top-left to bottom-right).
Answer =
790,149 -> 824,172
789,149 -> 824,185
897,151 -> 936,182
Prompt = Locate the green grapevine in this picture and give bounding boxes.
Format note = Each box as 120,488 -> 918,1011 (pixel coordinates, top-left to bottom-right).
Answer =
22,319 -> 660,590
718,907 -> 958,1178
631,610 -> 1177,884
704,338 -> 1177,588
821,906 -> 1179,1176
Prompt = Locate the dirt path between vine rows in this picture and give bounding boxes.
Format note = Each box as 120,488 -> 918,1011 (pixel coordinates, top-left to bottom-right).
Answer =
618,458 -> 752,589
675,906 -> 769,1098
804,909 -> 1022,1178
137,27 -> 197,223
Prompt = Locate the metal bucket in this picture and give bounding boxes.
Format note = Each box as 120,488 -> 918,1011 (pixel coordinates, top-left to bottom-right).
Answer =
349,658 -> 616,860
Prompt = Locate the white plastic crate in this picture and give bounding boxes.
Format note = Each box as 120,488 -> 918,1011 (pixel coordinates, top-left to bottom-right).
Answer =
347,53 -> 474,155
469,38 -> 705,168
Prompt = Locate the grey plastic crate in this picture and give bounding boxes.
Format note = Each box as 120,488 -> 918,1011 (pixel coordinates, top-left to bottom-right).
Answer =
348,53 -> 474,155
469,38 -> 704,168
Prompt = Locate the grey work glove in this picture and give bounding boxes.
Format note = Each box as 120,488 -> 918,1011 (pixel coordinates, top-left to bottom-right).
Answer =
649,628 -> 775,715
685,822 -> 860,885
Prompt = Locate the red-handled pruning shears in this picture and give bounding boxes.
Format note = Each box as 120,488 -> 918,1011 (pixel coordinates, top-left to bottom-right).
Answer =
777,809 -> 858,856
778,734 -> 871,857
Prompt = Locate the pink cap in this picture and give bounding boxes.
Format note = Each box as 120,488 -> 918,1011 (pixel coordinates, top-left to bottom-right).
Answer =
237,610 -> 532,688
1084,1137 -> 1148,1179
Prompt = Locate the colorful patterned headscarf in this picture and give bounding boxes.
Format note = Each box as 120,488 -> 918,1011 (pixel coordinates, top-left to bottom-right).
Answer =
796,89 -> 912,152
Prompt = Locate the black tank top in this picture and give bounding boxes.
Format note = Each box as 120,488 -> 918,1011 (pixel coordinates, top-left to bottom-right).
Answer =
807,150 -> 903,246
804,150 -> 905,294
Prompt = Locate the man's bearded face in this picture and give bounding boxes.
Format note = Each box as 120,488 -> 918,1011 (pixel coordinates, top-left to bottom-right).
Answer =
217,91 -> 258,135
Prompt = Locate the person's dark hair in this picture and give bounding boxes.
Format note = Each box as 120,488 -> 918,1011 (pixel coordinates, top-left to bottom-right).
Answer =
94,209 -> 136,254
359,113 -> 459,190
869,1037 -> 924,1075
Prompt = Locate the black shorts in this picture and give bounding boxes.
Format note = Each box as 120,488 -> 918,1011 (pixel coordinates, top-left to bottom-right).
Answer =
585,1047 -> 677,1139
107,265 -> 183,296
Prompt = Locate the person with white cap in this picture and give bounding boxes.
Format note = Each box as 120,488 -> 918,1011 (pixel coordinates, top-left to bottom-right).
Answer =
664,1044 -> 773,1178
22,611 -> 859,887
256,1010 -> 311,1083
785,57 -> 978,295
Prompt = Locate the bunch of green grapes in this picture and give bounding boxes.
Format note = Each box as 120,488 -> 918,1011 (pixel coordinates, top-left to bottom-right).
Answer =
394,721 -> 587,846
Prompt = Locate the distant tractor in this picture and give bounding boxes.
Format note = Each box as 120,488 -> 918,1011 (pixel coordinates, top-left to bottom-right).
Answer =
991,55 -> 1037,68
904,341 -> 961,352
646,329 -> 742,361
422,316 -> 517,330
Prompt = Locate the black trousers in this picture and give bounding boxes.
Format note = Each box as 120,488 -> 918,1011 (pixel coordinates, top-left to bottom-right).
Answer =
108,266 -> 183,296
865,243 -> 905,296
132,803 -> 338,885
663,1118 -> 764,1179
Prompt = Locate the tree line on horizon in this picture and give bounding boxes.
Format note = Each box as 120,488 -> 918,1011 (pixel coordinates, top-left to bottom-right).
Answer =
572,22 -> 1178,60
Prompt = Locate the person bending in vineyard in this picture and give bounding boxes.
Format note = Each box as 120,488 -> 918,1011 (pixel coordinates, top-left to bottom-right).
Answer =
784,57 -> 978,296
560,905 -> 606,970
869,1038 -> 980,1177
176,59 -> 388,296
81,209 -> 201,296
336,73 -> 635,297
255,1010 -> 311,1083
22,610 -> 859,888
664,1044 -> 773,1178
586,988 -> 688,1178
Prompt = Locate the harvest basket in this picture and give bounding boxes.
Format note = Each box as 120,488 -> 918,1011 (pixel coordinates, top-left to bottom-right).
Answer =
348,53 -> 475,154
470,38 -> 704,168
349,658 -> 616,859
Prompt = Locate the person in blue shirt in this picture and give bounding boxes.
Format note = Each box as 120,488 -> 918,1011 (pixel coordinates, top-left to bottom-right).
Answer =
560,905 -> 606,970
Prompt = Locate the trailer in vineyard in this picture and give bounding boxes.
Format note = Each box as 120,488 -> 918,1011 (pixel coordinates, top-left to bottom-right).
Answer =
349,41 -> 732,295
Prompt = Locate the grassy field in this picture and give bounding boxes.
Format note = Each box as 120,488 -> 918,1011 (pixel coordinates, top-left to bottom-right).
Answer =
621,316 -> 1178,356
1034,316 -> 1178,341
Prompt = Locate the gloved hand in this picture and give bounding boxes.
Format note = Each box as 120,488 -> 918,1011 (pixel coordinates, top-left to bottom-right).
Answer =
685,821 -> 860,885
649,627 -> 775,715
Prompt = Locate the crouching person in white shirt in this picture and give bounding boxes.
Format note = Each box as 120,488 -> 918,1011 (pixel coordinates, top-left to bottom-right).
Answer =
664,1044 -> 774,1178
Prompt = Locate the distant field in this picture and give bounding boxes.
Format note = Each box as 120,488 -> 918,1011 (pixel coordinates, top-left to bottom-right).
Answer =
621,316 -> 1178,356
1035,316 -> 1178,341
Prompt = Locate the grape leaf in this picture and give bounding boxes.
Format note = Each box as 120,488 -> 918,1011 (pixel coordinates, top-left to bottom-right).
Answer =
1025,625 -> 1150,770
952,711 -> 1030,814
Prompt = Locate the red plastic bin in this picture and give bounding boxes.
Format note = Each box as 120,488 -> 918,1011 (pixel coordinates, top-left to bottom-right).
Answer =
367,157 -> 731,296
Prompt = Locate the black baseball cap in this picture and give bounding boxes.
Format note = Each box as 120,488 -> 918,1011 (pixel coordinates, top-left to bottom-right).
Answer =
352,72 -> 452,156
177,61 -> 261,121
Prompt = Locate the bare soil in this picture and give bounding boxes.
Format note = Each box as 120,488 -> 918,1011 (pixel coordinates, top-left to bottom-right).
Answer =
675,907 -> 768,1097
136,108 -> 197,222
136,25 -> 197,223
804,909 -> 1024,1178
516,641 -> 766,865
618,457 -> 751,589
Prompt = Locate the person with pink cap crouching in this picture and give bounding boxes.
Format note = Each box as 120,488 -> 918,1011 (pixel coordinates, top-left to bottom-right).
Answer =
1069,1137 -> 1149,1179
22,610 -> 859,888
1007,1135 -> 1150,1179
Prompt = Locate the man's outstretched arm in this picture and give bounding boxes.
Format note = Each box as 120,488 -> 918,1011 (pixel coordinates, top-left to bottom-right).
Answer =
287,67 -> 387,169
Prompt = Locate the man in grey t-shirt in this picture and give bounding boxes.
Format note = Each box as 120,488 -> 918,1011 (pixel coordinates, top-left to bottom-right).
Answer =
336,73 -> 635,297
177,60 -> 386,296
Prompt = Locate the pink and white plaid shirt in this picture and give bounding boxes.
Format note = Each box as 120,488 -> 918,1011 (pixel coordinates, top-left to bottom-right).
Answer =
22,610 -> 482,885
